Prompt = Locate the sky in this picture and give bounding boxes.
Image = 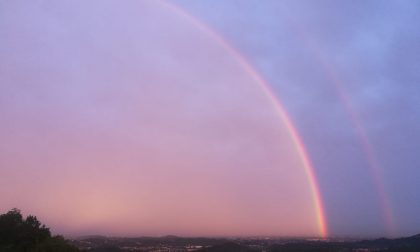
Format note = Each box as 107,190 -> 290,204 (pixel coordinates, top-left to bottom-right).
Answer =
1,0 -> 420,238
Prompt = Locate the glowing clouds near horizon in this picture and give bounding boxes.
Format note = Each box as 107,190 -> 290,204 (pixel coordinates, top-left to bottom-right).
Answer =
0,1 -> 321,236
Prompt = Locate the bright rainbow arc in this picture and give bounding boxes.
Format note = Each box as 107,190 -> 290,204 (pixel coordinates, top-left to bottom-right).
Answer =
158,0 -> 328,238
285,17 -> 395,235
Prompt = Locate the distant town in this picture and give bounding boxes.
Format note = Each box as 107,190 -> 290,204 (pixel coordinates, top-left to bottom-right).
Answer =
1,209 -> 420,251
70,234 -> 420,252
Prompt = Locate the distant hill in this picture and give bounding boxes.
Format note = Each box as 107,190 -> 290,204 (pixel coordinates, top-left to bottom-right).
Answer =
70,234 -> 420,251
267,233 -> 420,252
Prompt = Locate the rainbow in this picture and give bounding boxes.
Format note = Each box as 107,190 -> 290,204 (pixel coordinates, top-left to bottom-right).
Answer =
286,17 -> 395,235
158,0 -> 328,238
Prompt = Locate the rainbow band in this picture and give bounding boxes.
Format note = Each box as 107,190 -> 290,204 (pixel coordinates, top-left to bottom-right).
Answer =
286,17 -> 395,235
158,0 -> 328,238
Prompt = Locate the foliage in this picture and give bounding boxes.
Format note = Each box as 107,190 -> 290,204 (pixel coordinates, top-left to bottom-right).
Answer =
0,209 -> 79,252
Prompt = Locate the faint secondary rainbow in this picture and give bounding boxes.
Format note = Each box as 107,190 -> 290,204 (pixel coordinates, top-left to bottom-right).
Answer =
158,0 -> 328,238
285,16 -> 395,235
318,58 -> 395,235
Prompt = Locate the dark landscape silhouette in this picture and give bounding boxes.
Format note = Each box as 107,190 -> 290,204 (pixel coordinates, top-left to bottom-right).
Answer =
0,209 -> 78,251
1,209 -> 420,252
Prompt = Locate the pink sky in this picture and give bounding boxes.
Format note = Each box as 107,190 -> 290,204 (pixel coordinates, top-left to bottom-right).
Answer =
0,1 -> 321,237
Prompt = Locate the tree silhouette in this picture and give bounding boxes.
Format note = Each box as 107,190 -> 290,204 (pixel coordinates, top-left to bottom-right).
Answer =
0,208 -> 78,252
